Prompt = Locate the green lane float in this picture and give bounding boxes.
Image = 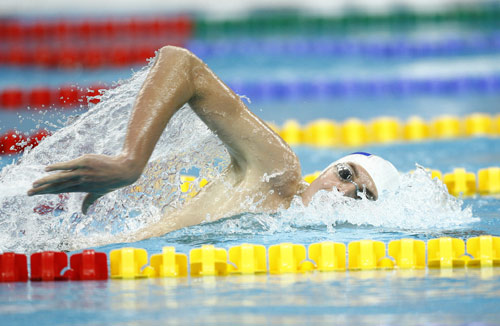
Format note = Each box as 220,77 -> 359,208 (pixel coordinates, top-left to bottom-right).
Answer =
194,6 -> 500,38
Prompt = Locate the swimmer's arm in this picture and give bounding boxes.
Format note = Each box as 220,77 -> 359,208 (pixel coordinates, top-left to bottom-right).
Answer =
123,46 -> 300,179
28,46 -> 300,212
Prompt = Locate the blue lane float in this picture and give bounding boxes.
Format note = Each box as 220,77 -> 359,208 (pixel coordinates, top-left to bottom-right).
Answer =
187,35 -> 500,59
227,74 -> 500,100
1,75 -> 499,112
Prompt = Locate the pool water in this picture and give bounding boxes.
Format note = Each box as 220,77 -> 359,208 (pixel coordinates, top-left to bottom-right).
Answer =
1,13 -> 500,326
2,270 -> 500,326
1,139 -> 499,325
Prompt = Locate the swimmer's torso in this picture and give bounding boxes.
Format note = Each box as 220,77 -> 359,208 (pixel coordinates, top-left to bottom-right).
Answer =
136,162 -> 305,240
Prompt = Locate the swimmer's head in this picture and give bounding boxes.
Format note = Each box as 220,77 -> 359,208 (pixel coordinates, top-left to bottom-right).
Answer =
301,152 -> 400,205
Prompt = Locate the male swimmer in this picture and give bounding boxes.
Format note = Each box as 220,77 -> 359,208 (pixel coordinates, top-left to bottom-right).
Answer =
28,46 -> 399,241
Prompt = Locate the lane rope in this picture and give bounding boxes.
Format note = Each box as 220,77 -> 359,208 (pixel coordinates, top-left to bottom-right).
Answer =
193,6 -> 500,38
3,35 -> 500,69
0,43 -> 174,69
1,236 -> 499,282
273,113 -> 500,147
1,113 -> 499,154
1,124 -> 499,197
0,16 -> 193,41
187,35 -> 500,59
2,5 -> 499,45
1,74 -> 499,110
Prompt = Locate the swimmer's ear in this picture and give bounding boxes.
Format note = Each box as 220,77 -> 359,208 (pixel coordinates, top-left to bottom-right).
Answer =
82,193 -> 103,215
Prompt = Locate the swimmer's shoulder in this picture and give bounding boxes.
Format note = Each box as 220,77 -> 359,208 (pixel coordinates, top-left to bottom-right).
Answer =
236,158 -> 303,202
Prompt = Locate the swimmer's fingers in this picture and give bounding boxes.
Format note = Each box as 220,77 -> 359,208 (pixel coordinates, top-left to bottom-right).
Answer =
45,157 -> 85,172
30,170 -> 79,190
82,193 -> 104,215
28,178 -> 83,196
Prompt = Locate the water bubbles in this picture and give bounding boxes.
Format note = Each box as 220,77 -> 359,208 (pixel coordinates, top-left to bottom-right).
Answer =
187,165 -> 475,239
0,56 -> 476,253
0,58 -> 228,253
291,166 -> 475,230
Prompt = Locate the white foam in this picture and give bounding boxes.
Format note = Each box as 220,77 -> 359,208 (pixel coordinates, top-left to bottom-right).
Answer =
295,165 -> 475,230
0,57 -> 229,253
188,166 -> 476,236
0,56 -> 475,253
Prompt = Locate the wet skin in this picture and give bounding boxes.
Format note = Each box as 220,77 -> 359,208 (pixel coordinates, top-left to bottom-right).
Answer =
300,162 -> 377,205
27,46 -> 378,246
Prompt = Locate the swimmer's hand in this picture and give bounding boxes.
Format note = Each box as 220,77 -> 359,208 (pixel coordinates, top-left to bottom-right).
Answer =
27,154 -> 141,214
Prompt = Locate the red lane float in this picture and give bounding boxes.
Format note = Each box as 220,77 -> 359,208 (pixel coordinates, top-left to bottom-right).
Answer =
0,44 -> 165,69
0,85 -> 107,110
0,129 -> 51,155
0,88 -> 24,108
30,251 -> 69,281
29,87 -> 52,108
66,250 -> 108,281
0,130 -> 28,154
58,86 -> 82,107
0,251 -> 108,282
0,16 -> 193,41
0,253 -> 28,282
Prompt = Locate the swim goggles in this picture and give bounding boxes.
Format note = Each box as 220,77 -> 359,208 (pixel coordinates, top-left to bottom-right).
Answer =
335,163 -> 374,200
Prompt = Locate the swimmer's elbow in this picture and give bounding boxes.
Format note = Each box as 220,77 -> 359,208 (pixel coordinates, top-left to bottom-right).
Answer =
157,45 -> 199,66
157,45 -> 204,87
158,45 -> 189,56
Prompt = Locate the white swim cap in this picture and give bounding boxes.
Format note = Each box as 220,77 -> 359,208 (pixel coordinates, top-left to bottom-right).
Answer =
329,152 -> 400,197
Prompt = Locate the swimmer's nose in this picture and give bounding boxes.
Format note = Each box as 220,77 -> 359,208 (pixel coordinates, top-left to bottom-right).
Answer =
334,182 -> 357,198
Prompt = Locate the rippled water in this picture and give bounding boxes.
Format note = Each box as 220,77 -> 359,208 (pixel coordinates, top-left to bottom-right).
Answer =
0,46 -> 491,257
1,40 -> 499,326
0,60 -> 229,252
2,270 -> 500,326
0,55 -> 477,253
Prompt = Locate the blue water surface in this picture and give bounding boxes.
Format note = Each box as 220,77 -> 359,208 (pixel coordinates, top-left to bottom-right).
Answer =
1,17 -> 500,326
1,136 -> 500,325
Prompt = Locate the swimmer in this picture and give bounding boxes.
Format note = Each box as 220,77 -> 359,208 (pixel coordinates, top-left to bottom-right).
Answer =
27,46 -> 399,242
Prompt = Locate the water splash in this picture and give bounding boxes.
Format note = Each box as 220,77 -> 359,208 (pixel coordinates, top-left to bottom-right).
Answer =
0,58 -> 476,253
295,165 -> 475,229
175,166 -> 476,238
0,59 -> 229,253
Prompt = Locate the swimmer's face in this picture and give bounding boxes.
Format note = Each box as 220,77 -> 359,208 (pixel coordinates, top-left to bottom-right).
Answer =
301,162 -> 378,205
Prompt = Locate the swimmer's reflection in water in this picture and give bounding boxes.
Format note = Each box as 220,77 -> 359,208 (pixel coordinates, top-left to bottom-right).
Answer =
27,46 -> 400,244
